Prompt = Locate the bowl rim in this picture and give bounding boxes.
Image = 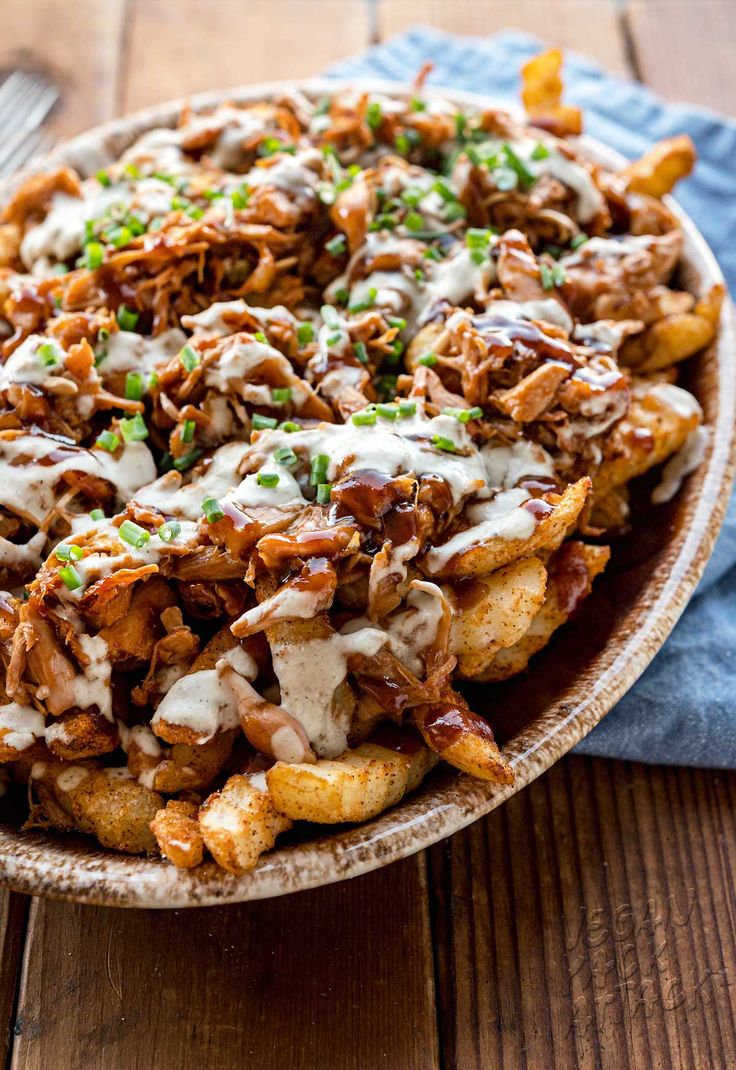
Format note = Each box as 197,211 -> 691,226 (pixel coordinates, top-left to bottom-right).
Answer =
1,77 -> 735,908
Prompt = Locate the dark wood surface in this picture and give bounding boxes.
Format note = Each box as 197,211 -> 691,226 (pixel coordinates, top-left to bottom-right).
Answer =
1,2 -> 735,1067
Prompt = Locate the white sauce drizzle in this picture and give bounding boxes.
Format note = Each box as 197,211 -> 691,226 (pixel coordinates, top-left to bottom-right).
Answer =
0,702 -> 46,753
152,644 -> 257,742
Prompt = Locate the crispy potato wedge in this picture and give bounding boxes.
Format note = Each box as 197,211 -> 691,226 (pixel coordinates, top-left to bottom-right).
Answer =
45,708 -> 118,761
28,763 -> 163,854
446,556 -> 548,678
199,772 -> 292,875
620,134 -> 696,197
413,693 -> 514,783
266,738 -> 437,824
521,48 -> 582,136
594,379 -> 701,498
621,284 -> 724,372
475,542 -> 611,682
424,478 -> 590,579
151,800 -> 204,869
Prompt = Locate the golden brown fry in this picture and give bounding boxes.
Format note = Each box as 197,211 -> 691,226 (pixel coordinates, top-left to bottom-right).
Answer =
199,772 -> 292,875
521,48 -> 582,136
412,694 -> 514,783
621,284 -> 723,372
151,800 -> 204,869
620,134 -> 696,197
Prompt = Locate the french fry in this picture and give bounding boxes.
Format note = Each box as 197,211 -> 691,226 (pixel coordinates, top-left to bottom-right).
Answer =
265,736 -> 438,824
446,556 -> 548,678
45,708 -> 118,761
199,772 -> 292,875
521,48 -> 582,136
424,478 -> 590,579
620,135 -> 696,197
622,284 -> 724,372
412,693 -> 514,783
28,762 -> 163,854
151,800 -> 204,869
476,542 -> 611,682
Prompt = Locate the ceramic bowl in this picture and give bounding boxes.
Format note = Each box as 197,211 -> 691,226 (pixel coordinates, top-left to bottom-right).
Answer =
1,79 -> 734,907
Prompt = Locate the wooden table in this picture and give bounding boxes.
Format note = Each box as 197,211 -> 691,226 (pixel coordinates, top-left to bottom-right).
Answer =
1,2 -> 735,1066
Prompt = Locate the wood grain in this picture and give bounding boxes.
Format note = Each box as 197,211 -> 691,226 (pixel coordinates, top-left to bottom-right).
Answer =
428,758 -> 736,1070
626,1 -> 736,115
0,0 -> 126,136
377,0 -> 629,74
120,0 -> 372,112
0,893 -> 28,1065
10,855 -> 439,1070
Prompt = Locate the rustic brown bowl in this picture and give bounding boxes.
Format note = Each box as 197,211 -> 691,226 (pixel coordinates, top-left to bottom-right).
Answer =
1,80 -> 734,907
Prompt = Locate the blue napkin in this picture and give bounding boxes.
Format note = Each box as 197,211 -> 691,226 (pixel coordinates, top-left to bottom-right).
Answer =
327,28 -> 736,767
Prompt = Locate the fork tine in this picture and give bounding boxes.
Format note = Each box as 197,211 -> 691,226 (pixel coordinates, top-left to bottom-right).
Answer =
0,126 -> 55,177
1,80 -> 58,139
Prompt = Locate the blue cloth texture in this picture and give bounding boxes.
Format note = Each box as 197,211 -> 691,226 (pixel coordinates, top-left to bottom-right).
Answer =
326,28 -> 736,767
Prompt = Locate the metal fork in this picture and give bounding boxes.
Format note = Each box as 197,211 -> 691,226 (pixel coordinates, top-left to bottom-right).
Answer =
0,70 -> 59,176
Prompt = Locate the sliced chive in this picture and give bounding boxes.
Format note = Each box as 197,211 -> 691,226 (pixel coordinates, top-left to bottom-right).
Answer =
432,434 -> 456,452
278,421 -> 302,433
442,406 -> 483,424
181,419 -> 196,443
37,341 -> 62,367
353,341 -> 368,365
55,543 -> 73,561
351,410 -> 377,426
81,241 -> 104,269
179,345 -> 200,373
404,210 -> 424,231
410,97 -> 426,113
296,322 -> 314,345
309,454 -> 329,485
326,234 -> 347,256
365,101 -> 383,131
252,413 -> 278,431
334,287 -> 349,306
254,330 -> 267,343
531,141 -> 550,160
89,508 -> 105,521
326,331 -> 343,347
271,387 -> 292,403
467,406 -> 483,420
399,400 -> 417,417
443,201 -> 467,223
58,564 -> 83,591
500,143 -> 535,191
158,520 -> 181,542
423,247 -> 442,262
316,482 -> 332,504
95,429 -> 120,452
540,262 -> 568,291
387,316 -> 407,330
231,186 -> 249,209
466,227 -> 492,250
570,232 -> 589,250
348,287 -> 377,313
173,449 -> 202,472
69,544 -> 84,561
116,305 -> 139,331
419,352 -> 438,367
118,520 -> 150,548
120,413 -> 148,442
320,304 -> 340,328
96,169 -> 112,187
124,371 -> 144,401
202,497 -> 224,522
257,472 -> 280,488
432,178 -> 456,203
377,403 -> 398,420
414,268 -> 425,282
274,446 -> 298,467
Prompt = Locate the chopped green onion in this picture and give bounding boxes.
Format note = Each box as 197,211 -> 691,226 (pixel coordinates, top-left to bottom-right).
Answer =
89,508 -> 105,521
395,129 -> 421,155
296,322 -> 314,345
326,331 -> 343,347
316,482 -> 332,504
454,113 -> 467,140
531,141 -> 550,160
203,188 -> 224,201
320,304 -> 340,329
404,210 -> 424,232
432,434 -> 456,452
326,234 -> 347,256
365,101 -> 383,131
37,341 -> 62,367
386,338 -> 404,365
423,247 -> 442,262
271,387 -> 292,403
442,406 -> 483,424
158,520 -> 181,542
376,374 -> 397,399
278,420 -> 301,433
116,305 -> 139,331
181,419 -> 196,443
231,186 -> 249,209
179,345 -> 200,373
202,497 -> 225,522
274,446 -> 298,467
500,144 -> 536,191
377,403 -> 398,420
401,187 -> 423,207
467,406 -> 483,420
252,413 -> 277,431
80,241 -> 104,269
95,429 -> 120,452
120,413 -> 148,442
466,227 -> 492,251
351,409 -> 377,427
540,262 -> 568,291
410,97 -> 426,113
353,341 -> 368,365
349,288 -> 377,313
544,244 -> 563,260
108,224 -> 133,248
118,520 -> 150,549
334,287 -> 349,306
399,400 -> 417,417
124,163 -> 141,180
432,178 -> 456,203
124,371 -> 144,401
414,267 -> 425,282
58,564 -> 83,591
254,331 -> 267,343
257,471 -> 280,488
55,543 -> 73,561
387,316 -> 407,330
309,454 -> 329,485
96,169 -> 112,187
69,544 -> 84,561
173,449 -> 202,472
419,352 -> 438,367
570,232 -> 589,250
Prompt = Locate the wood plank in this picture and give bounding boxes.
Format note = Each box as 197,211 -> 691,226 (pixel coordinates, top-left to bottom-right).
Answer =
626,1 -> 736,116
428,757 -> 736,1070
11,854 -> 439,1070
0,893 -> 28,1065
121,0 -> 372,112
377,0 -> 629,75
0,0 -> 126,136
